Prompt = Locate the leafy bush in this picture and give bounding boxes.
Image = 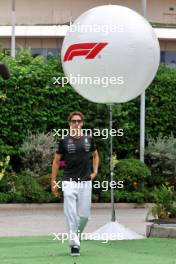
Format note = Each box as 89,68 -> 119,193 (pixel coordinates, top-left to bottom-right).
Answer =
19,132 -> 56,177
114,190 -> 130,202
145,133 -> 176,186
0,171 -> 57,203
113,159 -> 151,191
0,193 -> 13,203
99,188 -> 155,203
148,184 -> 176,219
100,190 -> 111,202
14,173 -> 46,202
114,189 -> 153,203
0,155 -> 10,180
92,193 -> 99,203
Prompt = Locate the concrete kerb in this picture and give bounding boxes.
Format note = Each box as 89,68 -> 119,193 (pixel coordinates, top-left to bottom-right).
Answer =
146,224 -> 176,238
0,203 -> 155,210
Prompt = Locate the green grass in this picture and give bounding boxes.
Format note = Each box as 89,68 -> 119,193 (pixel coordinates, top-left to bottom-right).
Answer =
0,236 -> 175,264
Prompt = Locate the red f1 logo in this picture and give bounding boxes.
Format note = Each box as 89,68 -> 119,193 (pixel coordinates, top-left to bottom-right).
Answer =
63,42 -> 108,62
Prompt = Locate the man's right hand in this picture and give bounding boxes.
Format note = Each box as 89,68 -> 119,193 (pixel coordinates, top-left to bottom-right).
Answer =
51,181 -> 60,198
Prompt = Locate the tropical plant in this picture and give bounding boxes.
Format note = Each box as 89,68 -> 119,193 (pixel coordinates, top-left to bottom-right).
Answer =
147,184 -> 176,219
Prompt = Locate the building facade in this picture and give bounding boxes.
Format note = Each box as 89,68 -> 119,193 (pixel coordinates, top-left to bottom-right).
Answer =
0,0 -> 176,65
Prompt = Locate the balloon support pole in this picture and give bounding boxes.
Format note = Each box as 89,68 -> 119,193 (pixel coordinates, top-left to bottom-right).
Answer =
87,104 -> 145,241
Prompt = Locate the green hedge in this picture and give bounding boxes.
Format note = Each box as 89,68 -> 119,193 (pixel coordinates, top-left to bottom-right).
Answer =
0,51 -> 176,182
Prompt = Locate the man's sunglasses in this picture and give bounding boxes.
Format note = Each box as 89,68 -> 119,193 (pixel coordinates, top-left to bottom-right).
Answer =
71,119 -> 82,124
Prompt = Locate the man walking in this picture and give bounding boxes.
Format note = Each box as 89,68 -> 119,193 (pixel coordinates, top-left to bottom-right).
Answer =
51,111 -> 99,256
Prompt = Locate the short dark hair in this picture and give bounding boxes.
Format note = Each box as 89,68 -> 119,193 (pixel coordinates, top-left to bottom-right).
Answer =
68,112 -> 84,122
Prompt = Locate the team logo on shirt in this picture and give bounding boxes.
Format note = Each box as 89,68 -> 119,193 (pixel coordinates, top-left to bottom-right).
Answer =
67,139 -> 76,153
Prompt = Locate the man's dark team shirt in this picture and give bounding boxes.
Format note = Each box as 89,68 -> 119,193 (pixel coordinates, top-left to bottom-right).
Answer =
56,134 -> 97,181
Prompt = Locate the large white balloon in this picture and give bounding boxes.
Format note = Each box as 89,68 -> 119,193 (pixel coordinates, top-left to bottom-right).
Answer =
61,5 -> 160,103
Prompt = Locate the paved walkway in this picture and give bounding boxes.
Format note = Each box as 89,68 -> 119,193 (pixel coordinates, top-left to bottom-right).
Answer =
0,204 -> 152,237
